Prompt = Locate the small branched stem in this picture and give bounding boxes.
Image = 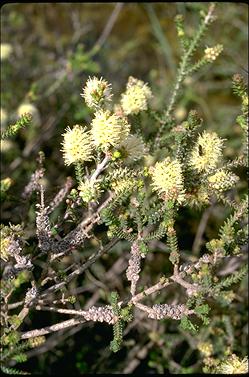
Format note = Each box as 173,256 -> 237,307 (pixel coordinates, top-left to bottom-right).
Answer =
90,154 -> 110,183
130,276 -> 171,304
170,271 -> 199,293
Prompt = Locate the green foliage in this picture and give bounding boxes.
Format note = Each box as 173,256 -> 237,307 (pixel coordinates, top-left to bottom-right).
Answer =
109,291 -> 124,353
0,365 -> 30,375
68,44 -> 100,75
214,265 -> 248,293
180,315 -> 198,333
1,113 -> 32,140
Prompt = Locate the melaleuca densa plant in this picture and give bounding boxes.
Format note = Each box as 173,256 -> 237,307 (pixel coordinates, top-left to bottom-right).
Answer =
1,3 -> 248,374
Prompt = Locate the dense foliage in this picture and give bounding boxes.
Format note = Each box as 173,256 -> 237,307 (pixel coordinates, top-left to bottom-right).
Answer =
1,3 -> 248,375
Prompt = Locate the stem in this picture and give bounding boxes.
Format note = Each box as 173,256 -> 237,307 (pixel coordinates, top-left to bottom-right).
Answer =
154,3 -> 216,149
20,318 -> 86,339
90,154 -> 110,183
130,277 -> 171,304
35,305 -> 90,317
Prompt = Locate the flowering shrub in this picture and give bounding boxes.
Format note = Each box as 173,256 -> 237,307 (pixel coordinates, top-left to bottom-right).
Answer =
0,3 -> 248,375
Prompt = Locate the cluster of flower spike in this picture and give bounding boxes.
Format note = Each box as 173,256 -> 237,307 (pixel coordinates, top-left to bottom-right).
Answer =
120,76 -> 153,115
61,76 -> 238,209
61,76 -> 151,166
207,169 -> 239,192
150,157 -> 185,204
61,125 -> 94,166
91,109 -> 130,150
189,131 -> 224,173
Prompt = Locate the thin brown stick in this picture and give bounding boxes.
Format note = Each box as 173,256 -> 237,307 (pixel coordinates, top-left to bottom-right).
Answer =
94,3 -> 124,50
20,317 -> 86,339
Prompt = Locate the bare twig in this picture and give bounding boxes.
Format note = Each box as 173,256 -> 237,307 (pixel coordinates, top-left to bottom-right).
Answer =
20,317 -> 87,339
93,3 -> 124,51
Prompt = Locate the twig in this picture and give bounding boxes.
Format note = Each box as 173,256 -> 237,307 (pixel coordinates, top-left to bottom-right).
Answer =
130,277 -> 171,304
93,3 -> 124,51
154,3 -> 216,149
90,155 -> 110,183
20,317 -> 87,339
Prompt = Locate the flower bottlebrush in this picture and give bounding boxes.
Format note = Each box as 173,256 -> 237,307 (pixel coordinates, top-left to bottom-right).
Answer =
118,134 -> 147,163
204,44 -> 223,62
121,76 -> 152,115
81,76 -> 112,109
151,158 -> 185,204
189,131 -> 224,173
207,169 -> 239,192
61,125 -> 94,166
197,342 -> 214,357
217,354 -> 248,374
91,109 -> 130,150
0,237 -> 11,262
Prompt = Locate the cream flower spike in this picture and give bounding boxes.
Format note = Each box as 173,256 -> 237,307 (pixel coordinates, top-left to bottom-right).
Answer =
151,157 -> 185,204
91,109 -> 130,151
61,125 -> 94,166
121,76 -> 152,115
81,76 -> 112,109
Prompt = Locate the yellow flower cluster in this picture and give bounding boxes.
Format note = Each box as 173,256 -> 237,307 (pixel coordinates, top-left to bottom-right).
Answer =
61,125 -> 94,166
204,44 -> 223,62
121,76 -> 152,115
81,76 -> 112,109
189,131 -> 224,173
207,169 -> 239,192
197,342 -> 214,357
217,354 -> 248,374
91,109 -> 130,150
151,158 -> 185,204
28,336 -> 46,348
0,237 -> 11,262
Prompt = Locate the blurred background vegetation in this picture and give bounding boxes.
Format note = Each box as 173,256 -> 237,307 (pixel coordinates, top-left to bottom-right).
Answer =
1,2 -> 248,374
